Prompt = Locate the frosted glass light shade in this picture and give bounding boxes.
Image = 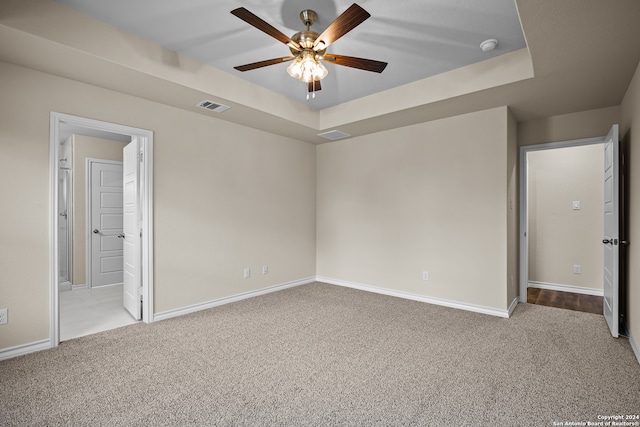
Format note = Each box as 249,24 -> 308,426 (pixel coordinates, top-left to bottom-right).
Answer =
287,50 -> 328,83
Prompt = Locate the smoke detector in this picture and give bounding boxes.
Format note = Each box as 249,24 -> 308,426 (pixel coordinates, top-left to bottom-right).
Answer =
480,39 -> 498,52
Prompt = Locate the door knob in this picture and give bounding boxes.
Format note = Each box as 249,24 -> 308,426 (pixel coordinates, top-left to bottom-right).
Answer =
93,229 -> 99,234
117,233 -> 125,239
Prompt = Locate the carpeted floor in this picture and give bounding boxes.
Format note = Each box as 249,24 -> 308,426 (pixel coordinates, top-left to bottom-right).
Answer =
1,282 -> 639,426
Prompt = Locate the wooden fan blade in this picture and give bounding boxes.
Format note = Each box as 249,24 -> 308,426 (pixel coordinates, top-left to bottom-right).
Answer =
323,54 -> 387,73
308,80 -> 322,92
231,7 -> 301,50
234,56 -> 295,72
313,3 -> 370,50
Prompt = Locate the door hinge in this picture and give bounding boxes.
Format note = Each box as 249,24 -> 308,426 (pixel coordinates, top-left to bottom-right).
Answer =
138,152 -> 143,162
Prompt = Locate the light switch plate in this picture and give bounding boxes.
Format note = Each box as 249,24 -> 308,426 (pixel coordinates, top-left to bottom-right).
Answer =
573,201 -> 581,210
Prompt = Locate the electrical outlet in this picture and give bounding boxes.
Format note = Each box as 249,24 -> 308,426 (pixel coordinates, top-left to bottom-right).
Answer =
0,308 -> 7,325
243,268 -> 251,279
422,271 -> 429,281
262,265 -> 268,274
573,264 -> 582,274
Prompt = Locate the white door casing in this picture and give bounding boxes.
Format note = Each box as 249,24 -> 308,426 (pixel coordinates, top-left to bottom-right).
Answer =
89,160 -> 124,287
50,112 -> 153,348
603,124 -> 619,338
518,136 -> 606,304
123,139 -> 142,320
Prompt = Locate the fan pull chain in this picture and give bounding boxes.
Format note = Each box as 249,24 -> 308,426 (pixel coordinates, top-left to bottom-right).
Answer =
306,91 -> 317,101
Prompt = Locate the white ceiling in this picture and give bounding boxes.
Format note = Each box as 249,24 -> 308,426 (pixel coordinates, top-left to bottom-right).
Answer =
51,0 -> 527,110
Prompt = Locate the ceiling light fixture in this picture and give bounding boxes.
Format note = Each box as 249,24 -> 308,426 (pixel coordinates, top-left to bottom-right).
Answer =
286,50 -> 328,83
231,4 -> 387,100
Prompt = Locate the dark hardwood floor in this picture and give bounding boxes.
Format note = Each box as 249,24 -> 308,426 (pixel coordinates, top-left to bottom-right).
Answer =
527,287 -> 603,315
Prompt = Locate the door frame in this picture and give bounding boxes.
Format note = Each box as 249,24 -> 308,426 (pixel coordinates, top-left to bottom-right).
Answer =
518,135 -> 605,303
86,158 -> 124,289
49,112 -> 154,347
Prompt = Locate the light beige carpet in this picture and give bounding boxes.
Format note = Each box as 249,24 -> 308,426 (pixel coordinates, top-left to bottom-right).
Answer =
1,282 -> 639,426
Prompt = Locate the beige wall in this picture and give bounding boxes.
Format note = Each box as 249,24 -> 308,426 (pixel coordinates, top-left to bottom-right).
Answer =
621,60 -> 640,347
527,145 -> 604,290
0,60 -> 316,350
518,106 -> 621,147
507,109 -> 519,306
317,107 -> 512,311
71,135 -> 128,285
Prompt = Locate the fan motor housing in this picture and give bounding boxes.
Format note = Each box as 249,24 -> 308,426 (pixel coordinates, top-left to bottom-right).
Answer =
290,31 -> 326,56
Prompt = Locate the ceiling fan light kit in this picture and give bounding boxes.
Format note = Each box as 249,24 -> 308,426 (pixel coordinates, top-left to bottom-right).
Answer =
286,50 -> 328,83
231,3 -> 387,99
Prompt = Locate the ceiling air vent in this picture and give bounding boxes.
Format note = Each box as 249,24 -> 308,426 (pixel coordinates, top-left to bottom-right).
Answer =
196,100 -> 231,113
318,130 -> 351,141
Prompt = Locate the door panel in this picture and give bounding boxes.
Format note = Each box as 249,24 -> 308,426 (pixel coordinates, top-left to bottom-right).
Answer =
123,139 -> 142,320
101,192 -> 123,208
90,161 -> 124,287
100,213 -> 123,229
603,124 -> 619,337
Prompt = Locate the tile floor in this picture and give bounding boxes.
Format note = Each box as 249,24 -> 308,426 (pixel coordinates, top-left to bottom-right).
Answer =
59,284 -> 139,341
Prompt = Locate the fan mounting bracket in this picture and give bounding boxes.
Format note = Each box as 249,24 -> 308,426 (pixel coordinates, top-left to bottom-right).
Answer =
300,10 -> 317,28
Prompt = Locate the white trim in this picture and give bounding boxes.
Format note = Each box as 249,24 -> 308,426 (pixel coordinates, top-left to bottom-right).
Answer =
528,281 -> 604,296
141,138 -> 154,323
50,112 -> 154,349
507,297 -> 519,317
154,277 -> 316,322
628,328 -> 640,365
0,339 -> 51,361
317,277 -> 513,318
86,158 -> 123,289
519,136 -> 606,303
49,115 -> 61,347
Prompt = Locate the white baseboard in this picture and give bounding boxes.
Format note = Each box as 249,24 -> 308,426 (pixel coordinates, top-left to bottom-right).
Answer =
508,297 -> 519,317
154,277 -> 316,322
0,339 -> 51,361
316,276 -> 513,318
528,281 -> 603,296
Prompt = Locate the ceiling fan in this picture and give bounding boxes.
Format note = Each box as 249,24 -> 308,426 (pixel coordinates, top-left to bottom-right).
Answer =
231,3 -> 387,98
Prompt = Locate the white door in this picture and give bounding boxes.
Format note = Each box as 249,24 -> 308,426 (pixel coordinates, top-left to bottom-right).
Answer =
123,139 -> 142,320
603,124 -> 619,338
90,161 -> 124,287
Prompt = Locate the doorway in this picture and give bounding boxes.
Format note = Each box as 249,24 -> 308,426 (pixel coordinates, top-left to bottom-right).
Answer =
50,113 -> 154,346
519,129 -> 621,337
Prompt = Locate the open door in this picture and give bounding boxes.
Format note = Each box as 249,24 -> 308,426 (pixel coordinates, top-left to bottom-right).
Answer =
603,124 -> 619,337
123,138 -> 142,320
